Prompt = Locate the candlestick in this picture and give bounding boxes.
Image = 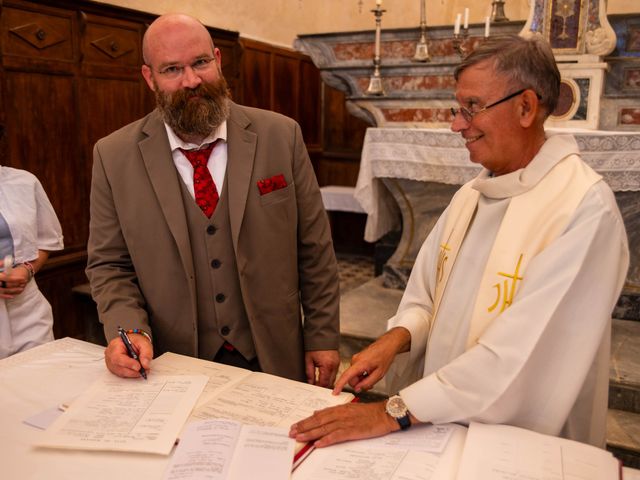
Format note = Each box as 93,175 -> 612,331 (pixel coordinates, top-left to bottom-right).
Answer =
412,0 -> 430,62
366,3 -> 386,96
490,0 -> 509,23
452,12 -> 470,57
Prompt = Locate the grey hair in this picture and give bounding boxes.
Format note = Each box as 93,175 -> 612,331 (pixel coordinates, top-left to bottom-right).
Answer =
454,34 -> 560,118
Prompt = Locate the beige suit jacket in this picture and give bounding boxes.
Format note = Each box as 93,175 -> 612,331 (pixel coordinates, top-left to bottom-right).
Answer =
86,102 -> 340,381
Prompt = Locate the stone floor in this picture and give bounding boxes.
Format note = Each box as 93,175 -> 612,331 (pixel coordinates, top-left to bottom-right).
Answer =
335,253 -> 640,468
336,252 -> 375,295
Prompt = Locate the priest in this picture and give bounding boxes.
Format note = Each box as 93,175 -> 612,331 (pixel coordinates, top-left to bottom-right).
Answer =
290,34 -> 629,448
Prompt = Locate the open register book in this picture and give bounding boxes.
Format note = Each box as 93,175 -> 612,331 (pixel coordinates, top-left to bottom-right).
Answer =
152,351 -> 354,459
34,351 -> 353,458
292,421 -> 621,480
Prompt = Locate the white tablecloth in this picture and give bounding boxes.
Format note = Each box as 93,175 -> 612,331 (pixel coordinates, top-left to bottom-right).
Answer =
355,127 -> 640,242
320,185 -> 366,213
0,338 -> 173,480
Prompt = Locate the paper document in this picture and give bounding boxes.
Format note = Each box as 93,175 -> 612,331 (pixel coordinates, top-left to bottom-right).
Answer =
36,372 -> 208,454
153,352 -> 354,455
456,422 -> 620,480
163,419 -> 294,480
23,405 -> 66,430
292,423 -> 468,480
152,352 -> 251,409
190,367 -> 353,427
344,422 -> 455,454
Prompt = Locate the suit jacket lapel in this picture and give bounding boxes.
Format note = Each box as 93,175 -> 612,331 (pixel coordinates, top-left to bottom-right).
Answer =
226,103 -> 257,253
139,110 -> 195,278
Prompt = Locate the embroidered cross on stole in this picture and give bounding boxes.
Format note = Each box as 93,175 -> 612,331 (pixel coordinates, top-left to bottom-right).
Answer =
429,154 -> 601,355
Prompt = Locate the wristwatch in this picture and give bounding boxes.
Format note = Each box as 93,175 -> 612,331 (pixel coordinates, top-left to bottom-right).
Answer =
385,394 -> 411,430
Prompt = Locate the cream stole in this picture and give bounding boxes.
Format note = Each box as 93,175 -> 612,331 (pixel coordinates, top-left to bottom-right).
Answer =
430,154 -> 601,350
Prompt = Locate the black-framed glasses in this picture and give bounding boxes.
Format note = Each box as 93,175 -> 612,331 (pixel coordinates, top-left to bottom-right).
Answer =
450,88 -> 528,122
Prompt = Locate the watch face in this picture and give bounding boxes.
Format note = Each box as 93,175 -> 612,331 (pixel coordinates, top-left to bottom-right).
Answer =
386,395 -> 408,418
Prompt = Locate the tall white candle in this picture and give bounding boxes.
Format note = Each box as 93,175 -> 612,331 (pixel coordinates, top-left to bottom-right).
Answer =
484,16 -> 490,37
463,8 -> 469,30
454,13 -> 461,35
420,0 -> 426,24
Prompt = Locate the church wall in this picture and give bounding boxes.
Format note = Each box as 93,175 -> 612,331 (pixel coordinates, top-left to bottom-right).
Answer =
94,0 -> 637,48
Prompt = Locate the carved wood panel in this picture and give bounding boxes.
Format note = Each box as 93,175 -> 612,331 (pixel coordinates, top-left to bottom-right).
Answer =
81,14 -> 142,67
2,4 -> 75,62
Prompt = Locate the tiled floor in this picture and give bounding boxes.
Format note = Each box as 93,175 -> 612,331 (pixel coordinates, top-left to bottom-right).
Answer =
336,253 -> 375,295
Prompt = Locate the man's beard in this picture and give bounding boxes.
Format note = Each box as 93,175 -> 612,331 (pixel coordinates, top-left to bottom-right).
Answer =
154,75 -> 230,139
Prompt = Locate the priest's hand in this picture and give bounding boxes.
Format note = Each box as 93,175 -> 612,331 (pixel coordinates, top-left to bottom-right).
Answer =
333,327 -> 411,394
104,333 -> 153,378
305,349 -> 340,388
289,401 -> 398,447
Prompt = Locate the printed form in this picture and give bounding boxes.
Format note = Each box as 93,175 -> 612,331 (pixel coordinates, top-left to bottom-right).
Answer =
35,372 -> 208,455
292,423 -> 468,480
163,419 -> 294,480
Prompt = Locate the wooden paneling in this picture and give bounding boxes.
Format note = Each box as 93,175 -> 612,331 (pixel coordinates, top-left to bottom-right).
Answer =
272,53 -> 299,118
1,3 -> 76,63
81,14 -> 142,68
38,253 -> 91,340
4,71 -> 83,248
240,46 -> 272,110
323,84 -> 369,155
239,38 -> 323,152
299,59 -> 321,148
0,0 -> 367,342
316,156 -> 362,187
0,0 -> 241,340
237,38 -> 367,185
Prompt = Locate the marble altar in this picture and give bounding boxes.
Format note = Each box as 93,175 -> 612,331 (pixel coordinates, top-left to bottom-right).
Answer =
295,15 -> 640,130
354,127 -> 640,290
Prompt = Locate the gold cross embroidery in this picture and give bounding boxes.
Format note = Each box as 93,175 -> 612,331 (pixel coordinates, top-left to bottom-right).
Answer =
436,243 -> 451,283
488,254 -> 524,313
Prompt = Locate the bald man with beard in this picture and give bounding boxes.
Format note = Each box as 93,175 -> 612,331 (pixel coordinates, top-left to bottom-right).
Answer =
86,14 -> 340,386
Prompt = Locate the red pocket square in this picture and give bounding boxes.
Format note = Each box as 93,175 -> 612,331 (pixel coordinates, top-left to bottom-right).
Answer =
257,174 -> 287,195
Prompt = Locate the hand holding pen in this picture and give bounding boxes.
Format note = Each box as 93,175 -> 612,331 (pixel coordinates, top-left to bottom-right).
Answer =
117,326 -> 148,379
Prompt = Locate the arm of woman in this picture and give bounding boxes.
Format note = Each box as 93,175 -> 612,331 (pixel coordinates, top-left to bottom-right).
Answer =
0,250 -> 50,298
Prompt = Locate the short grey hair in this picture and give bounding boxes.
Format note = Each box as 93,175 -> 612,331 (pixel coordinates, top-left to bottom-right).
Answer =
454,35 -> 560,118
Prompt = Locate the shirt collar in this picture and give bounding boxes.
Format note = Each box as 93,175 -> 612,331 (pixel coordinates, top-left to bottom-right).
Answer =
472,133 -> 580,199
164,121 -> 227,152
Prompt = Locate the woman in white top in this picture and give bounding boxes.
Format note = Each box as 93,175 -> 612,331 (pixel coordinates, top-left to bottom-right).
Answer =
0,166 -> 64,358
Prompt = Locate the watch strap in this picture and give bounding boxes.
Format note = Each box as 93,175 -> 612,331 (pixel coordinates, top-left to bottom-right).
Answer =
396,413 -> 411,430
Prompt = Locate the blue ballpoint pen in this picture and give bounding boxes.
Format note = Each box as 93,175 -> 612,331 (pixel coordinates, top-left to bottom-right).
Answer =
117,326 -> 148,380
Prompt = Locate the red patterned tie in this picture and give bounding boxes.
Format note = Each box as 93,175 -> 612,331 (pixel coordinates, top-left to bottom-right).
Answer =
180,141 -> 219,218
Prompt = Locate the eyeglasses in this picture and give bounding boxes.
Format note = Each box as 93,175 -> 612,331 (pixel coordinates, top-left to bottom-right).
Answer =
450,88 -> 529,122
155,57 -> 216,80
